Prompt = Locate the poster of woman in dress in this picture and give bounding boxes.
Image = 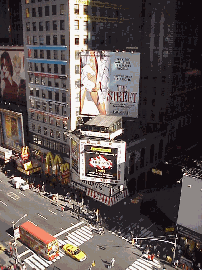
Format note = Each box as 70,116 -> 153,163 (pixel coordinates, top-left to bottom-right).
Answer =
0,50 -> 26,106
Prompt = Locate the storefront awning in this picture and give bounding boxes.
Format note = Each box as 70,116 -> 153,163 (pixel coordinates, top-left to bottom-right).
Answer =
177,175 -> 202,243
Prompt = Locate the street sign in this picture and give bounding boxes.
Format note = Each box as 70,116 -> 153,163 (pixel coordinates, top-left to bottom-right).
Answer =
14,228 -> 20,239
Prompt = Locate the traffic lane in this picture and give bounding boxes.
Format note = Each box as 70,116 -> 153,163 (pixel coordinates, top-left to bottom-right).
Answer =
78,230 -> 141,270
0,216 -> 15,243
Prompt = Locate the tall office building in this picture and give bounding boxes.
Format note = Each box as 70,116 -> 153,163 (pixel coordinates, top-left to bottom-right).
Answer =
21,0 -> 134,168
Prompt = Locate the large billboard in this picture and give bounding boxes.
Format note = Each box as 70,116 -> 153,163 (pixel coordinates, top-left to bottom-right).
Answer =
80,139 -> 125,184
80,51 -> 140,117
0,48 -> 26,106
0,109 -> 25,152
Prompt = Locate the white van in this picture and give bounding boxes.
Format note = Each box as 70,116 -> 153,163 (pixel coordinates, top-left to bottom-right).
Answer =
12,177 -> 29,190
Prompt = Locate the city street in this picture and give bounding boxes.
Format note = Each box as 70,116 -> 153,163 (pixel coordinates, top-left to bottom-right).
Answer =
0,171 -> 178,270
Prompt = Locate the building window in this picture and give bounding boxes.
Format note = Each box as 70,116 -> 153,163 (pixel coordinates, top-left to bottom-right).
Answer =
60,20 -> 65,30
150,144 -> 154,163
140,148 -> 145,168
75,37 -> 79,45
52,5 -> 57,15
42,90 -> 46,98
27,36 -> 31,45
42,102 -> 47,111
53,35 -> 57,45
75,80 -> 80,88
30,112 -> 35,120
44,127 -> 47,136
29,74 -> 34,84
56,131 -> 61,140
74,4 -> 79,14
53,50 -> 58,59
34,50 -> 38,58
36,100 -> 40,109
61,80 -> 66,89
41,63 -> 45,72
26,22 -> 30,31
46,36 -> 50,45
84,36 -> 88,45
39,36 -> 44,45
34,63 -> 38,71
33,36 -> 37,45
61,51 -> 65,60
48,80 -> 52,87
32,8 -> 36,17
45,6 -> 49,16
60,4 -> 65,15
74,20 -> 79,30
28,62 -> 33,71
54,64 -> 58,74
62,106 -> 67,116
35,76 -> 40,84
53,21 -> 57,30
62,92 -> 66,102
55,80 -> 59,88
38,126 -> 41,134
49,102 -> 53,113
83,5 -> 88,15
55,104 -> 59,114
92,6 -> 97,16
83,21 -> 88,31
47,50 -> 51,59
32,123 -> 35,131
50,129 -> 54,138
42,77 -> 46,85
55,92 -> 59,101
61,65 -> 65,74
63,119 -> 68,129
39,22 -> 43,31
30,87 -> 34,96
61,35 -> 65,45
63,132 -> 68,142
32,22 -> 36,31
48,91 -> 52,99
75,50 -> 79,60
38,7 -> 42,17
56,119 -> 60,127
46,21 -> 50,31
47,64 -> 51,73
26,8 -> 30,18
75,65 -> 79,74
92,21 -> 96,32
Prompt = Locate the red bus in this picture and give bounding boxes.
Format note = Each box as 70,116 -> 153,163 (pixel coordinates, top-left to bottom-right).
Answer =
19,221 -> 59,260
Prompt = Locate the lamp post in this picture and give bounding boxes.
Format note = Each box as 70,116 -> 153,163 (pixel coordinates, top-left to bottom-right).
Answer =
12,214 -> 27,264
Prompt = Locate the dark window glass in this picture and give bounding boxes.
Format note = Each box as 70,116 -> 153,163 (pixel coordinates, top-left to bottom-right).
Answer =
46,21 -> 50,31
61,35 -> 65,45
83,5 -> 88,15
61,51 -> 65,60
47,50 -> 51,59
32,22 -> 36,31
36,89 -> 39,97
47,64 -> 51,73
53,35 -> 57,45
61,80 -> 66,89
34,63 -> 38,71
41,63 -> 45,72
84,36 -> 88,45
61,65 -> 65,74
46,36 -> 50,45
92,6 -> 97,16
38,7 -> 42,17
39,22 -> 43,31
40,50 -> 44,59
55,92 -> 59,101
75,37 -> 79,45
62,92 -> 66,102
75,50 -> 79,60
53,50 -> 58,59
60,20 -> 65,30
74,4 -> 79,14
39,36 -> 44,45
53,21 -> 57,30
26,22 -> 30,31
48,80 -> 52,87
45,6 -> 49,16
33,36 -> 37,45
55,81 -> 59,88
52,5 -> 57,15
54,64 -> 58,73
32,8 -> 36,17
34,50 -> 38,58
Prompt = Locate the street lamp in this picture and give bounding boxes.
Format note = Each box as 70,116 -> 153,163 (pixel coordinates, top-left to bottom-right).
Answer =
12,214 -> 27,264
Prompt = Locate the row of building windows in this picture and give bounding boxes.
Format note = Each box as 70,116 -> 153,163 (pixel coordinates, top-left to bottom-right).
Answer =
28,62 -> 66,75
27,34 -> 65,45
26,20 -> 65,31
32,134 -> 69,154
28,50 -> 66,61
25,4 -> 65,18
32,124 -> 68,141
29,75 -> 67,89
74,4 -> 88,15
29,87 -> 67,102
30,99 -> 68,116
30,112 -> 68,129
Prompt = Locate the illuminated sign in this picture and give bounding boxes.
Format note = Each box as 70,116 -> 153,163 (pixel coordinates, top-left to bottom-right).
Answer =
80,139 -> 125,184
152,168 -> 163,176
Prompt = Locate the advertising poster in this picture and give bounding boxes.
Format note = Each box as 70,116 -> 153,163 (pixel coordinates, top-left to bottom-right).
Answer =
0,49 -> 26,106
80,139 -> 125,184
80,50 -> 140,118
1,110 -> 24,152
71,139 -> 79,174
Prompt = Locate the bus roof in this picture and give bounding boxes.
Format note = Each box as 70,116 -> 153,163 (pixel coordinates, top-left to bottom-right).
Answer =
20,221 -> 56,245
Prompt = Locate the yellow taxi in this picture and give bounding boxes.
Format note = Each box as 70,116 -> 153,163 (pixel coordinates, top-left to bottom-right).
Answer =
63,244 -> 87,262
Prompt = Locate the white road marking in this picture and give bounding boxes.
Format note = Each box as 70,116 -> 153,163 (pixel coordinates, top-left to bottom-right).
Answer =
32,254 -> 50,267
18,191 -> 26,197
54,221 -> 84,237
126,255 -> 161,270
28,256 -> 45,270
18,249 -> 32,258
7,192 -> 20,201
0,200 -> 7,206
37,213 -> 47,220
49,209 -> 57,215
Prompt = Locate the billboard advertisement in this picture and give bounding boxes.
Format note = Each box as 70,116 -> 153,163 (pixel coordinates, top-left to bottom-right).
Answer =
0,109 -> 25,152
0,48 -> 26,106
80,139 -> 125,184
80,51 -> 140,117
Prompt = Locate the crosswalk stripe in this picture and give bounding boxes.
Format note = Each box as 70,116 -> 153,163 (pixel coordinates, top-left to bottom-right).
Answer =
32,254 -> 50,267
128,265 -> 136,270
65,240 -> 76,246
81,226 -> 93,234
59,251 -> 65,257
70,231 -> 86,243
135,260 -> 152,270
79,226 -> 93,237
28,256 -> 46,270
76,230 -> 92,240
24,257 -> 40,270
65,235 -> 83,246
58,239 -> 66,247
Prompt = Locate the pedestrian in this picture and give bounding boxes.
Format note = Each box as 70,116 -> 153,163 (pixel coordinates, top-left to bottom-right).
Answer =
148,254 -> 151,260
21,263 -> 26,270
151,254 -> 154,261
9,246 -> 13,258
157,250 -> 160,258
174,259 -> 179,268
111,258 -> 115,268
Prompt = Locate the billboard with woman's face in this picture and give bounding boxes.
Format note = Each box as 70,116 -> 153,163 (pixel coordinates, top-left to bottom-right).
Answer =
0,49 -> 26,106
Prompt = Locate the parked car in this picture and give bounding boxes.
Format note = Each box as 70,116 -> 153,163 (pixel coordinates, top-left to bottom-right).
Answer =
20,182 -> 29,191
63,244 -> 86,262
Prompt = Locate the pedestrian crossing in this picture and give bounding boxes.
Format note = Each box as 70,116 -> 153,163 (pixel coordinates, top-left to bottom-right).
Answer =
58,225 -> 93,247
24,251 -> 65,270
126,255 -> 161,270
